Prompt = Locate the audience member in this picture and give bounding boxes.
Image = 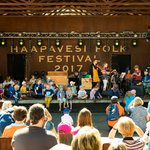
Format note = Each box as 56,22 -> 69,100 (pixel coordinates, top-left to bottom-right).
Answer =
106,96 -> 124,129
108,141 -> 127,150
90,84 -> 102,101
50,122 -> 72,150
20,81 -> 28,99
123,89 -> 136,113
0,100 -> 4,116
12,104 -> 57,150
70,81 -> 77,96
108,116 -> 145,150
2,106 -> 27,137
61,108 -> 73,126
7,80 -> 15,98
77,86 -> 88,100
72,108 -> 93,135
71,126 -> 102,150
0,83 -> 4,99
128,97 -> 148,132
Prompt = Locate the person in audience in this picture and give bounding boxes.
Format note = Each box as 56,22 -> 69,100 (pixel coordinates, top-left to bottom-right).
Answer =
72,108 -> 93,135
128,97 -> 148,132
143,70 -> 150,95
108,116 -> 145,150
49,80 -> 58,95
89,60 -> 101,88
132,65 -> 142,85
45,84 -> 54,109
123,89 -> 136,114
71,126 -> 102,150
0,100 -> 4,116
33,79 -> 45,98
50,122 -> 72,150
108,141 -> 127,150
66,85 -> 73,109
12,104 -> 57,150
13,84 -> 21,105
57,85 -> 66,111
0,101 -> 14,136
20,81 -> 28,99
61,108 -> 73,126
77,85 -> 88,100
2,106 -> 27,137
106,96 -> 124,129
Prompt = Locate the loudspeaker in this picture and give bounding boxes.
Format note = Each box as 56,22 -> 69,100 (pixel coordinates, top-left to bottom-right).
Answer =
131,85 -> 144,97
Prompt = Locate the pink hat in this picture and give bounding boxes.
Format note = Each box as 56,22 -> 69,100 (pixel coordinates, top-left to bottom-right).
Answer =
57,122 -> 72,134
130,89 -> 136,95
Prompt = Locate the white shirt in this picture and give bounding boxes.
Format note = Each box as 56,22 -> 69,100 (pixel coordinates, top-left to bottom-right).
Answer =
61,114 -> 73,125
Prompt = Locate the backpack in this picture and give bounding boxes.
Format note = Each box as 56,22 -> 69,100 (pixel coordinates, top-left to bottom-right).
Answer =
107,104 -> 120,121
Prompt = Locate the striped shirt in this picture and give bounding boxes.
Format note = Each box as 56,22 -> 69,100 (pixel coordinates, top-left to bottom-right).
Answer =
123,137 -> 145,150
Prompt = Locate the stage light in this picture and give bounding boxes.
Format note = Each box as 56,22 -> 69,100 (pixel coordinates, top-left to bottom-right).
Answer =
96,39 -> 101,47
78,39 -> 83,47
37,39 -> 42,46
19,39 -> 24,46
114,39 -> 119,47
1,39 -> 6,46
132,39 -> 137,47
55,39 -> 61,47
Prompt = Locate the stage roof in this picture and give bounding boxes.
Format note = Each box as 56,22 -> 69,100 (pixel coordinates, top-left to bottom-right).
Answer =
0,0 -> 150,16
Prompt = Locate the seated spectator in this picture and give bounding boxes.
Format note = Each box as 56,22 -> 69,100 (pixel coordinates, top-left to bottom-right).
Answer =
50,122 -> 73,150
108,141 -> 127,150
20,81 -> 28,99
29,75 -> 36,91
128,97 -> 148,132
108,116 -> 145,150
0,101 -> 14,136
77,86 -> 88,100
12,104 -> 57,150
90,84 -> 102,101
123,89 -> 136,113
33,79 -> 45,98
61,108 -> 73,126
0,83 -> 4,100
106,96 -> 124,130
72,108 -> 93,135
71,126 -> 102,150
2,106 -> 27,137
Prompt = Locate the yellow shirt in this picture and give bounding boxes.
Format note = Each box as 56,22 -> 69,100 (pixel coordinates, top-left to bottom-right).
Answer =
20,86 -> 27,93
92,67 -> 100,82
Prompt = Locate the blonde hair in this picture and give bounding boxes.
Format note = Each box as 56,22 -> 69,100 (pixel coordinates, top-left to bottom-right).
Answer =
2,101 -> 12,111
133,97 -> 143,106
118,117 -> 135,137
71,126 -> 102,150
108,141 -> 127,150
77,108 -> 93,127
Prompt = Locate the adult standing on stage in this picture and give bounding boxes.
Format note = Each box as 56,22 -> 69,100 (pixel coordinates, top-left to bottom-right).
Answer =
89,60 -> 101,88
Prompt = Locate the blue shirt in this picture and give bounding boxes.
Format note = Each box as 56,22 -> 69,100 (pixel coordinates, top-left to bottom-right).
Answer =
125,95 -> 135,112
45,89 -> 54,97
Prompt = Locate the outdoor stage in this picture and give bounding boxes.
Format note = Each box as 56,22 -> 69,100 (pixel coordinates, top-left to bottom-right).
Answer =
10,98 -> 150,113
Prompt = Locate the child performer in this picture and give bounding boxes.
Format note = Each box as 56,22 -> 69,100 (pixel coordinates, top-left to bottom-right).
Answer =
45,84 -> 54,109
13,84 -> 21,105
77,86 -> 88,100
57,85 -> 66,111
66,86 -> 73,110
